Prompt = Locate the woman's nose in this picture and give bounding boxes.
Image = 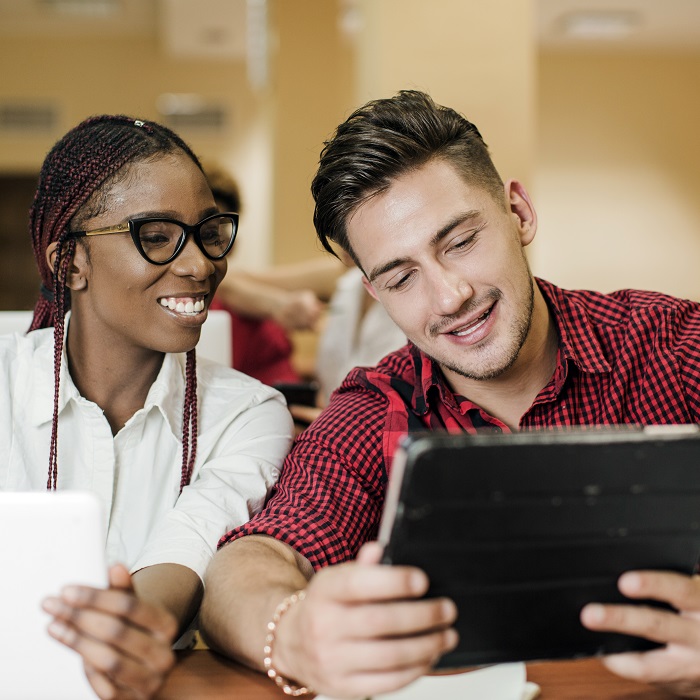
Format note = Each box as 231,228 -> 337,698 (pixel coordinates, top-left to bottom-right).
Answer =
170,235 -> 217,279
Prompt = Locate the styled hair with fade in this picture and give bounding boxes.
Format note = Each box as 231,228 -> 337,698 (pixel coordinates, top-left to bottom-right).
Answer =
311,90 -> 505,266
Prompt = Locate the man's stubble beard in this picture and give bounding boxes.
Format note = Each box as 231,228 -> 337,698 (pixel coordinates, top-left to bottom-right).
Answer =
426,275 -> 535,383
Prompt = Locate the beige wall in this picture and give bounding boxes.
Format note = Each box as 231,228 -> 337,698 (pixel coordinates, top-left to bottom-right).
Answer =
2,3 -> 700,305
0,31 -> 276,267
356,0 -> 536,186
533,49 -> 700,300
269,0 -> 355,264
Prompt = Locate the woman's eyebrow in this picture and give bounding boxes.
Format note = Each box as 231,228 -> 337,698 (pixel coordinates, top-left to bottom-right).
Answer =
125,206 -> 220,220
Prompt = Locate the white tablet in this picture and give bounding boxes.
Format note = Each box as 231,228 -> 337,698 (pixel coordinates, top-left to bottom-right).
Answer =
0,491 -> 107,700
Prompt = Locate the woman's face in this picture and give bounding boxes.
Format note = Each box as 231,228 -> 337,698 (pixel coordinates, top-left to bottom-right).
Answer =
70,151 -> 227,355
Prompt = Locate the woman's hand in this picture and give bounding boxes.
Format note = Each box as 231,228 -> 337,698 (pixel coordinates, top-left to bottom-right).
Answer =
42,563 -> 178,699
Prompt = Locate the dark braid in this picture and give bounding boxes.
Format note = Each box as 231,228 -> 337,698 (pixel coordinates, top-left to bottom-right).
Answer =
180,350 -> 198,492
29,114 -> 202,492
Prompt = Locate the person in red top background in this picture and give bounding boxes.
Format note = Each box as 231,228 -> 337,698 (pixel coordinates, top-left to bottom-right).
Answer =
201,91 -> 700,699
203,163 -> 303,385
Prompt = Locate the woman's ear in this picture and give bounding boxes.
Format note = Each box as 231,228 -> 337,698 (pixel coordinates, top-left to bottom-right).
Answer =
504,179 -> 538,247
44,241 -> 89,291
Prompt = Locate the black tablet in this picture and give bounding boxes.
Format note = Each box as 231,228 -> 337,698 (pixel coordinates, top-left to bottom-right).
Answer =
378,426 -> 700,668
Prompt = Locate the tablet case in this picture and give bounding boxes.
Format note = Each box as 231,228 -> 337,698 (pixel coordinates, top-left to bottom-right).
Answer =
0,491 -> 107,699
378,427 -> 700,668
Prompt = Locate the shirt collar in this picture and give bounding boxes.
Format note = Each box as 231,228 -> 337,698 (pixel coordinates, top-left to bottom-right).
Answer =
409,278 -> 612,415
32,315 -> 186,439
536,278 -> 611,374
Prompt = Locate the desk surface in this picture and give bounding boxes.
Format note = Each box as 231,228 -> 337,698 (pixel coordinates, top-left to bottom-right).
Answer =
157,650 -> 676,699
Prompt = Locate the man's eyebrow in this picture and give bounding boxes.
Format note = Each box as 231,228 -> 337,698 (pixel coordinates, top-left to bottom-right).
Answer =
429,210 -> 481,247
367,255 -> 412,283
367,210 -> 481,283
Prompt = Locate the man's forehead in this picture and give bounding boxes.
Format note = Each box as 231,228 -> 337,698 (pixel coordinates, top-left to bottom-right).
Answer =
345,162 -> 492,270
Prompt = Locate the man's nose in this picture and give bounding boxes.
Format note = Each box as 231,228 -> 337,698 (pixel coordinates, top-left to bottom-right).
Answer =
432,267 -> 473,315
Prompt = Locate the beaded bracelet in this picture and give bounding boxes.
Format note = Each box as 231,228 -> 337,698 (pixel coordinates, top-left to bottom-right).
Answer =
263,589 -> 313,697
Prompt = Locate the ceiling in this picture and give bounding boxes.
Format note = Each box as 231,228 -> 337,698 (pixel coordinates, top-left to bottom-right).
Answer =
0,0 -> 698,51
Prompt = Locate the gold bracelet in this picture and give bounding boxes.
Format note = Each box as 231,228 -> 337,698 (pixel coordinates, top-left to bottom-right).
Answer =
263,589 -> 313,697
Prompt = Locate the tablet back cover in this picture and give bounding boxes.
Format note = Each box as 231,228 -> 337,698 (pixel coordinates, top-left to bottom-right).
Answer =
0,491 -> 107,699
379,428 -> 700,668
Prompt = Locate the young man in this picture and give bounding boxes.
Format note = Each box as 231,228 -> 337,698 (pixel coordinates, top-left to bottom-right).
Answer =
201,90 -> 700,699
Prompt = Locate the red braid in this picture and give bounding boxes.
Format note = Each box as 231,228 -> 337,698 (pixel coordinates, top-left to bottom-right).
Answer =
29,114 -> 203,491
180,350 -> 199,492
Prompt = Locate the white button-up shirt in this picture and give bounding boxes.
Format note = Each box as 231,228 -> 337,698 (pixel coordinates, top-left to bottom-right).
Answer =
0,327 -> 293,580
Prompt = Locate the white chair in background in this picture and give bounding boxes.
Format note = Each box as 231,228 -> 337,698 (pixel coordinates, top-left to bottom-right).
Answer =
0,309 -> 232,366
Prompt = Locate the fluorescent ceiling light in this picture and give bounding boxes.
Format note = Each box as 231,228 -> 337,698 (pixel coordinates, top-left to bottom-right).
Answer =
561,11 -> 641,40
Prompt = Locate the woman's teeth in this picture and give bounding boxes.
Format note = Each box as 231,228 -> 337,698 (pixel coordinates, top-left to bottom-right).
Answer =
159,297 -> 205,315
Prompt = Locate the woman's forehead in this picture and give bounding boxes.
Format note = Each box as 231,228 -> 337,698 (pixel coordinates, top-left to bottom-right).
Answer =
98,154 -> 213,214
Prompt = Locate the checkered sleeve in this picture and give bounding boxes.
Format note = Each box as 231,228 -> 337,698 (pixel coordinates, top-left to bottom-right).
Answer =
217,381 -> 390,570
671,297 -> 700,418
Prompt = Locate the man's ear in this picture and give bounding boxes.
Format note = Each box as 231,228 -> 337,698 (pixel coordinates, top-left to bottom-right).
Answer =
45,241 -> 88,291
361,274 -> 379,301
504,179 -> 538,247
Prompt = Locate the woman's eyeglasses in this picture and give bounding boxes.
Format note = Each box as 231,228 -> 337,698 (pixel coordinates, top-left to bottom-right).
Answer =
68,212 -> 239,265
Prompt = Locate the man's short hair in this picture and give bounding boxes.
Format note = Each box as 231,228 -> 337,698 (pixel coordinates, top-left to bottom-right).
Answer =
311,90 -> 504,265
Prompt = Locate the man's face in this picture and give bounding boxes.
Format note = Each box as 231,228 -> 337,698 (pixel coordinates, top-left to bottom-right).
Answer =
347,159 -> 538,387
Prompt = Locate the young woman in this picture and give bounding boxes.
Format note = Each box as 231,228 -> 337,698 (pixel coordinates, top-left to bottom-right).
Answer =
0,115 -> 293,698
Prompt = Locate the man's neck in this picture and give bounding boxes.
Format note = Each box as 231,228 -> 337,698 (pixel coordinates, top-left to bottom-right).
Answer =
443,286 -> 558,430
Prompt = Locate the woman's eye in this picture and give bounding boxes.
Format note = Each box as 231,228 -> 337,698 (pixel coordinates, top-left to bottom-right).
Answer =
200,227 -> 223,245
139,231 -> 172,248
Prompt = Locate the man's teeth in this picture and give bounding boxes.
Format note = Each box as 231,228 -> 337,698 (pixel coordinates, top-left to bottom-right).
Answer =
451,309 -> 490,336
159,297 -> 205,314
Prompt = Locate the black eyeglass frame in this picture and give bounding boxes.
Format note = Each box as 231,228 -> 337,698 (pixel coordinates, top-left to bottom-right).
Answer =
68,211 -> 239,265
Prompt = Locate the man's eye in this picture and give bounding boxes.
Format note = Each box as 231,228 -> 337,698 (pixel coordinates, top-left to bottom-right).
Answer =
451,232 -> 478,251
387,271 -> 414,291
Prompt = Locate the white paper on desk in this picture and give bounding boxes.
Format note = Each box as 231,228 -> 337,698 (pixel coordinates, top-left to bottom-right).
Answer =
315,662 -> 540,700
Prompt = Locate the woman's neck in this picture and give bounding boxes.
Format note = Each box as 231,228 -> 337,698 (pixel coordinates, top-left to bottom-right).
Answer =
64,315 -> 166,435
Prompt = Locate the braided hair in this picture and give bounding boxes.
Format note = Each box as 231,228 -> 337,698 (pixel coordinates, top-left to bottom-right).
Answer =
28,115 -> 202,491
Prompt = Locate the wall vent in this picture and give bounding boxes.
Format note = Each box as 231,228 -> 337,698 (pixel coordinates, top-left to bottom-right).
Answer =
156,94 -> 228,131
0,104 -> 58,132
36,0 -> 121,17
162,108 -> 228,131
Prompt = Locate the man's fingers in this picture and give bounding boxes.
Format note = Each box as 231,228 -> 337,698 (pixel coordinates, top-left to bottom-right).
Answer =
617,571 -> 700,612
356,541 -> 384,565
343,598 -> 457,639
312,560 -> 429,604
581,601 -> 700,647
303,630 -> 458,699
345,628 -> 459,672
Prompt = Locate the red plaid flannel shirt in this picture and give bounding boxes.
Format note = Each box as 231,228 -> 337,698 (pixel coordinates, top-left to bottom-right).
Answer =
219,279 -> 700,569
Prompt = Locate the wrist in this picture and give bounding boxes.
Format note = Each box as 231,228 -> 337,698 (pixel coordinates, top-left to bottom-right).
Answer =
263,589 -> 313,696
